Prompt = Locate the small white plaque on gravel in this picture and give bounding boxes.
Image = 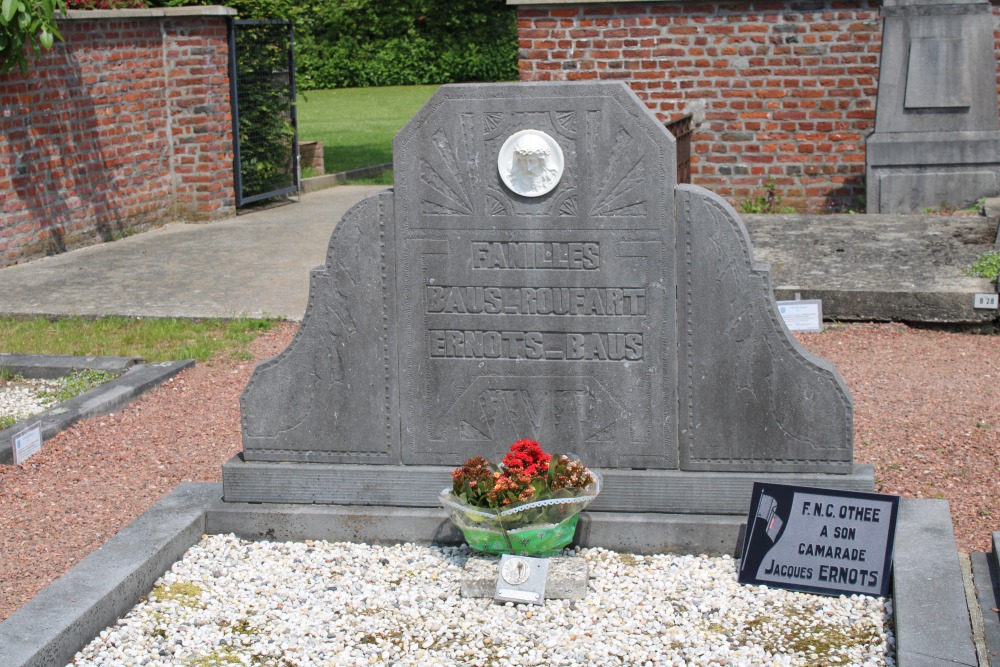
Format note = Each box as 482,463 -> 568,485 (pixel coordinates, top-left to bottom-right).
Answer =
973,293 -> 998,310
495,555 -> 548,606
776,299 -> 823,332
13,422 -> 42,464
463,555 -> 588,599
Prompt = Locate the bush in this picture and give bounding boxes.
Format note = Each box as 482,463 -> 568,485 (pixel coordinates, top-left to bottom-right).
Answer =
294,0 -> 518,89
147,0 -> 516,88
65,0 -> 146,8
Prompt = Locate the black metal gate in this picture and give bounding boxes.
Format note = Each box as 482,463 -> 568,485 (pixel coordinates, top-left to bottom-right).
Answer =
228,19 -> 299,206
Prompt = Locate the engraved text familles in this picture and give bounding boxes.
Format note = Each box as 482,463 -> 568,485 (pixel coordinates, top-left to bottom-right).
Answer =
471,241 -> 599,270
426,240 -> 647,363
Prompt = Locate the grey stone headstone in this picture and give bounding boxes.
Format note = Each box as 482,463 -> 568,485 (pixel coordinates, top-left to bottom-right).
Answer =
867,0 -> 1000,212
393,84 -> 679,469
235,82 -> 858,512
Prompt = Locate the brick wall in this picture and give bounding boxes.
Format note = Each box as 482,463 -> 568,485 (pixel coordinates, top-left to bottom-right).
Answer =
517,0 -> 1000,213
0,8 -> 235,268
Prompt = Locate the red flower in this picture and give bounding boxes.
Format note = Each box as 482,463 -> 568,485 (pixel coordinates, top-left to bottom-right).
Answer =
452,440 -> 592,510
501,439 -> 551,475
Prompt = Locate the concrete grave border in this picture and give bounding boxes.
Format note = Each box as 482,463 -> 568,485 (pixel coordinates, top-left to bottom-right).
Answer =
0,484 -> 977,667
0,354 -> 194,464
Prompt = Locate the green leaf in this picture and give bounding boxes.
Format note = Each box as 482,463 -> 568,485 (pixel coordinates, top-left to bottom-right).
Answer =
1,0 -> 17,24
40,28 -> 53,50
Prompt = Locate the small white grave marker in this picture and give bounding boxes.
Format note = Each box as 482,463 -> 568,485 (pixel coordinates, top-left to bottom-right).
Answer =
495,555 -> 549,606
973,293 -> 998,310
13,422 -> 42,464
776,298 -> 823,332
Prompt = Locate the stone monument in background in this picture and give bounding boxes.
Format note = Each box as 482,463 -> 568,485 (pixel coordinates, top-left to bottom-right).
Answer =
224,83 -> 873,553
866,0 -> 1000,213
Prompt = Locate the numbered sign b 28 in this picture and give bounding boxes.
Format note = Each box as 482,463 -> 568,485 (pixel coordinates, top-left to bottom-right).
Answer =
738,483 -> 899,597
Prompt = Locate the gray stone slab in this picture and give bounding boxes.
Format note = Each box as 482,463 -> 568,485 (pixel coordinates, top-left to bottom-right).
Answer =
222,456 -> 874,514
993,531 -> 1000,575
576,511 -> 744,556
208,500 -> 745,556
874,3 -> 997,134
0,353 -> 142,379
676,185 -> 851,471
772,288 -> 996,325
241,191 -> 399,465
743,212 -> 998,324
879,170 -> 998,214
0,359 -> 195,465
969,551 -> 1000,666
983,199 -> 1000,248
462,556 -> 588,599
240,81 -> 853,478
893,498 -> 977,667
207,500 -> 464,546
867,0 -> 1000,213
882,0 -> 986,15
391,84 -> 683,470
904,38 -> 971,109
0,483 -> 219,667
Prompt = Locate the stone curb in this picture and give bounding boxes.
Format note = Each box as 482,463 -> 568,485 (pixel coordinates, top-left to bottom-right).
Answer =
300,163 -> 393,193
0,357 -> 195,465
771,287 -> 999,325
969,552 -> 999,666
893,499 -> 977,667
61,6 -> 236,19
0,488 -> 977,667
0,483 -> 220,667
983,197 -> 1000,246
0,353 -> 143,379
967,532 -> 1000,666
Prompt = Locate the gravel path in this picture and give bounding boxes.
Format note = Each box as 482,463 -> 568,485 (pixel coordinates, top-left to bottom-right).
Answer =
0,321 -> 998,626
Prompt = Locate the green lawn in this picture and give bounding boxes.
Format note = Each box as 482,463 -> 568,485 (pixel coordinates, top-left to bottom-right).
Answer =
297,85 -> 440,175
0,316 -> 279,363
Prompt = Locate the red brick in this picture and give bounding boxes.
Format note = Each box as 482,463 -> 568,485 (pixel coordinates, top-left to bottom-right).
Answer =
0,15 -> 233,267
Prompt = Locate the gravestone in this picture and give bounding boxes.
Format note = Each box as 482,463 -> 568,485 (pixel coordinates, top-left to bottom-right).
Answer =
866,0 -> 1000,213
224,83 -> 873,550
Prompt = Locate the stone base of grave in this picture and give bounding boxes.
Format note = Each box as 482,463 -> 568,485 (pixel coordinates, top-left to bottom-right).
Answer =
0,484 -> 980,667
866,133 -> 1000,214
221,456 -> 875,517
206,500 -> 748,556
461,557 -> 589,599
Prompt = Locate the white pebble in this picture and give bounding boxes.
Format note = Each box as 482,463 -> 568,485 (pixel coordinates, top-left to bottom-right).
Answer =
71,535 -> 894,667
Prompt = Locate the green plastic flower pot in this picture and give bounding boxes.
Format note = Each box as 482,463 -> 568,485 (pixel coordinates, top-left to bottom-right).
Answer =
458,514 -> 581,556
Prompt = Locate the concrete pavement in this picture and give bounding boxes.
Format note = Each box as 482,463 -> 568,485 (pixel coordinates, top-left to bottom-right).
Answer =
0,185 -> 385,321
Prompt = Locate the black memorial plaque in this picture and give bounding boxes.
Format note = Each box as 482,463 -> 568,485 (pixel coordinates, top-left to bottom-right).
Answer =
738,482 -> 898,597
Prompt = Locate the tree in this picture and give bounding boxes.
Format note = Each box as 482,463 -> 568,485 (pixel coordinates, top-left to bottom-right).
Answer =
1,0 -> 65,75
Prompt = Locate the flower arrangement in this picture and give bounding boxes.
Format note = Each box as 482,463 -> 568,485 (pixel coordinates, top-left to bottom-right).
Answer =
439,440 -> 601,555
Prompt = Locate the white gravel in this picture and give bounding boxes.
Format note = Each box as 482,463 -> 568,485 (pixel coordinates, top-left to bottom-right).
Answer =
71,535 -> 894,667
0,378 -> 60,425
